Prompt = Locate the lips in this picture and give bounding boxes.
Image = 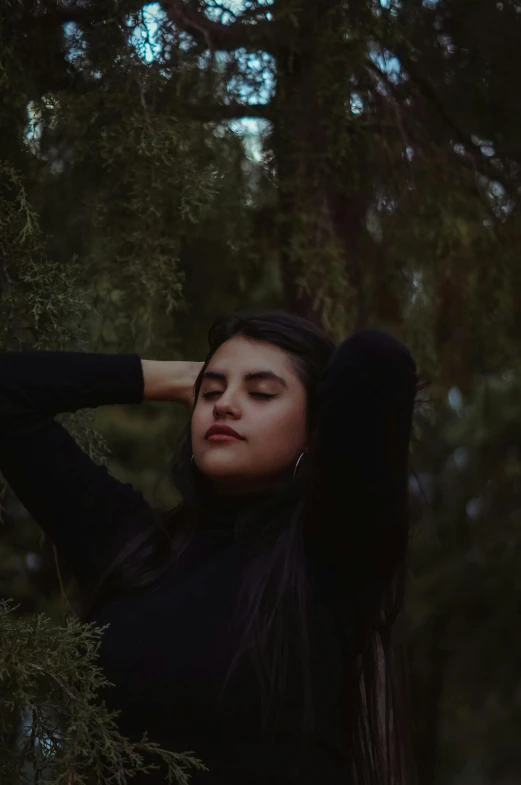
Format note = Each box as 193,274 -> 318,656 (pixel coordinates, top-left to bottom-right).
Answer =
205,424 -> 245,440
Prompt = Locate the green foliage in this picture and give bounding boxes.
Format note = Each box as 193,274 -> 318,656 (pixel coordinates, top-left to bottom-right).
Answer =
408,373 -> 521,783
0,164 -> 89,352
0,600 -> 207,784
1,0 -> 521,782
0,163 -> 110,498
50,92 -> 220,354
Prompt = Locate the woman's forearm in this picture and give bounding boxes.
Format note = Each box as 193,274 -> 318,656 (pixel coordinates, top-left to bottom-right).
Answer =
0,351 -> 144,416
141,359 -> 202,406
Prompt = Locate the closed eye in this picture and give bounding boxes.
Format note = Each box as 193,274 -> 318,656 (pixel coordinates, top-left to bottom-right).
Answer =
201,391 -> 277,400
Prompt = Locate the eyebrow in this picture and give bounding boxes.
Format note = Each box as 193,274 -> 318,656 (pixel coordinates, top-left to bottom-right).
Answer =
202,370 -> 288,389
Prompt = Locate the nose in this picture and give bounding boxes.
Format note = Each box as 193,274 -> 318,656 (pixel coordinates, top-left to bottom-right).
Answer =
213,392 -> 241,419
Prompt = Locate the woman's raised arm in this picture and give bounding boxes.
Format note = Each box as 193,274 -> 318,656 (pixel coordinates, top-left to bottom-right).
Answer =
305,329 -> 417,612
0,351 -> 154,593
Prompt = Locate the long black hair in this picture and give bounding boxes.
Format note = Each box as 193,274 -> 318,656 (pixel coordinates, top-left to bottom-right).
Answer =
79,309 -> 421,785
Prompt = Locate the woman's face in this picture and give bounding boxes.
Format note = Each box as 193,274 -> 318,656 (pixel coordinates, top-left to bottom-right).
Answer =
191,336 -> 308,494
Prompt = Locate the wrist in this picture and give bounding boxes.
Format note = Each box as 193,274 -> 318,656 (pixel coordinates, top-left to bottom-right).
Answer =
141,360 -> 201,405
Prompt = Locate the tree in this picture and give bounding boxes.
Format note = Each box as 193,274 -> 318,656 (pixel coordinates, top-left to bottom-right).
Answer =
2,1 -> 521,782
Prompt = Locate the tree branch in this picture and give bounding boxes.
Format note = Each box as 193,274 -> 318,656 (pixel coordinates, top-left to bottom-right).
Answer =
187,101 -> 273,122
367,56 -> 519,200
28,663 -> 77,701
161,0 -> 276,54
392,48 -> 521,195
51,0 -> 144,26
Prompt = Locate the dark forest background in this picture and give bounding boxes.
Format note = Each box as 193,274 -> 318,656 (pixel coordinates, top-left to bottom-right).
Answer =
1,1 -> 521,783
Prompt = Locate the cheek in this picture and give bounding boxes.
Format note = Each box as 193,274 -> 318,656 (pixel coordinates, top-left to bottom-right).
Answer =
258,404 -> 307,455
190,403 -> 207,442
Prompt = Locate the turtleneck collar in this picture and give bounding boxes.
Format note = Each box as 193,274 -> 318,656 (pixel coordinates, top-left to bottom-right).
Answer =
197,486 -> 279,536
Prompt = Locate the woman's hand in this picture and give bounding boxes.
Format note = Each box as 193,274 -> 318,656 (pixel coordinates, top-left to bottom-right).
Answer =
141,359 -> 204,409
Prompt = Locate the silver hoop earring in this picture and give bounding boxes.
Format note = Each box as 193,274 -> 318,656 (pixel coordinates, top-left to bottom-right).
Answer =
293,451 -> 307,478
191,454 -> 195,467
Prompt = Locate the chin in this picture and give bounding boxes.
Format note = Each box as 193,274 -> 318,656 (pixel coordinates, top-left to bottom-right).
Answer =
198,455 -> 247,478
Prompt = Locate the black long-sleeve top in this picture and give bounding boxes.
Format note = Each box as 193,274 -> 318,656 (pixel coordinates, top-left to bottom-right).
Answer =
0,330 -> 417,784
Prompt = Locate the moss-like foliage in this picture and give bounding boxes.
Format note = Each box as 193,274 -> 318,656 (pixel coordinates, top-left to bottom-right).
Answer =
0,600 -> 206,784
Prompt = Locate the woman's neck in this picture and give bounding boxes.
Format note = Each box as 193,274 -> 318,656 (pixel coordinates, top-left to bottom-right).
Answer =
208,472 -> 289,497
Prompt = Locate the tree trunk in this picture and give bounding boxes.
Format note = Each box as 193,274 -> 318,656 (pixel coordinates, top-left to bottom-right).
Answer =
271,0 -> 368,331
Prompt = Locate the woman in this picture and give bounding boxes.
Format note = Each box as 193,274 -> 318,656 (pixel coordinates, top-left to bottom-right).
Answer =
0,310 -> 419,785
